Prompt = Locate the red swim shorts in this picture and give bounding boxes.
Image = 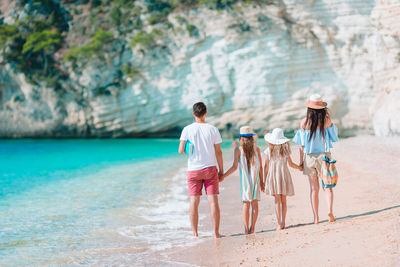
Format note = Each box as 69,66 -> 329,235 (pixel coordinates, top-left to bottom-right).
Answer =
187,166 -> 219,196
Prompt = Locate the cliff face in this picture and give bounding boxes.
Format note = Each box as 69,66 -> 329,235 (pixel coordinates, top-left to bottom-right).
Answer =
0,0 -> 399,137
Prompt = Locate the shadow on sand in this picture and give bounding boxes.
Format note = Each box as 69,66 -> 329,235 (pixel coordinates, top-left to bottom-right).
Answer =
227,204 -> 400,238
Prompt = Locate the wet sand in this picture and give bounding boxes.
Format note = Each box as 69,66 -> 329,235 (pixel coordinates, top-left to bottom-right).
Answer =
164,136 -> 400,266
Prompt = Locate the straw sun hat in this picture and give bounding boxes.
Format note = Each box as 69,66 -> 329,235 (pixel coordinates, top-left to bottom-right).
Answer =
305,94 -> 327,109
264,128 -> 290,145
238,126 -> 256,137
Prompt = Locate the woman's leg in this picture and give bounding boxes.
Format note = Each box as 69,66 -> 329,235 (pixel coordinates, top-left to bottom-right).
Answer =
274,195 -> 282,229
323,187 -> 335,222
281,195 -> 287,229
308,175 -> 320,224
250,200 -> 259,233
242,202 -> 251,234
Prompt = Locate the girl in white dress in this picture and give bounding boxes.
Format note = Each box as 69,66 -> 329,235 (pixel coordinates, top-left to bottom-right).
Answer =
263,128 -> 302,230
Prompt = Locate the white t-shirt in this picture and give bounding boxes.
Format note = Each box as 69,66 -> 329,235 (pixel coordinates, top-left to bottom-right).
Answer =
180,122 -> 222,171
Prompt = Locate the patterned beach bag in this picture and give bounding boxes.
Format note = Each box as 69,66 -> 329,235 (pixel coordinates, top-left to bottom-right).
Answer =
321,155 -> 338,188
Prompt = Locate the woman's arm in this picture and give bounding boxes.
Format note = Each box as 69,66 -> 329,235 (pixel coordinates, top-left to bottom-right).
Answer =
299,146 -> 304,166
296,119 -> 306,168
256,147 -> 264,191
220,147 -> 240,182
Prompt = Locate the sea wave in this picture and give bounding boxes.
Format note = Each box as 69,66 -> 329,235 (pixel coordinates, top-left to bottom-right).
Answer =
118,167 -> 208,257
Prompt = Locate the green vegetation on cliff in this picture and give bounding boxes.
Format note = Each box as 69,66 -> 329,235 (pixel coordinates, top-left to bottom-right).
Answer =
64,29 -> 114,63
0,0 -> 69,87
0,25 -> 19,48
0,0 -> 271,91
130,29 -> 163,49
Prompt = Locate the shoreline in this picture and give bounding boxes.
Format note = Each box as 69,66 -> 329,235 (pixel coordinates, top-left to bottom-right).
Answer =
163,135 -> 400,266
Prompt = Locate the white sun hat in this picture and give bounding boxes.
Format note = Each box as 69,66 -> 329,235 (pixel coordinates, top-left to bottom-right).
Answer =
304,94 -> 327,109
264,128 -> 290,145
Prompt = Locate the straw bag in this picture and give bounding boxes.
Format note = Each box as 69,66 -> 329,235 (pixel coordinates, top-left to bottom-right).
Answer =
320,135 -> 338,188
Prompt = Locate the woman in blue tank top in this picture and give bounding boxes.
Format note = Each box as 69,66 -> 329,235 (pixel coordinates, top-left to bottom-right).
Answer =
293,94 -> 339,224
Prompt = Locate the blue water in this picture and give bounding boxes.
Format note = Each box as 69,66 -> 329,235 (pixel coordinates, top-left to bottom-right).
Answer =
0,139 -> 199,266
0,138 -> 233,266
1,139 -> 182,198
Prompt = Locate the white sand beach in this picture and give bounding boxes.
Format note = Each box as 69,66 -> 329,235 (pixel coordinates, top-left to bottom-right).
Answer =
165,135 -> 400,266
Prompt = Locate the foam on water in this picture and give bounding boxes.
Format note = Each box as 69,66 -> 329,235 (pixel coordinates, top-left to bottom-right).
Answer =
117,168 -> 207,252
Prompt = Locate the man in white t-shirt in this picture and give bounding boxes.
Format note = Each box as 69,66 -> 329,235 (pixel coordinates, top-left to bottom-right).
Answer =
178,102 -> 223,238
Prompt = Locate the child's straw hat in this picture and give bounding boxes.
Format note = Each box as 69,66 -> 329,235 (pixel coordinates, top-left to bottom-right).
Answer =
238,126 -> 256,137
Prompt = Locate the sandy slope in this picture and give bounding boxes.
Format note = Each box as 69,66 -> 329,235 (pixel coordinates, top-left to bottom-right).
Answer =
165,136 -> 400,266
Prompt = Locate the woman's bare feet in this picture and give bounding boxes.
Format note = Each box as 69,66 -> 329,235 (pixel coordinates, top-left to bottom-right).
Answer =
193,232 -> 198,237
314,216 -> 319,224
277,225 -> 283,230
215,232 -> 221,238
328,213 -> 336,222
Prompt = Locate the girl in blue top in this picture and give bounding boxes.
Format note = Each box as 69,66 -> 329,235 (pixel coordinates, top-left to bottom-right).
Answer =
293,94 -> 339,224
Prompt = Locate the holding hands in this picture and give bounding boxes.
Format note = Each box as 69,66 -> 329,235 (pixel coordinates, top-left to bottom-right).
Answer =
287,156 -> 303,172
298,163 -> 304,172
219,172 -> 225,182
261,181 -> 265,192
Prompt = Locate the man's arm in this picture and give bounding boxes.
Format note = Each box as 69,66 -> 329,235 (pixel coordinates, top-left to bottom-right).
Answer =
178,140 -> 187,155
214,143 -> 223,176
220,147 -> 240,181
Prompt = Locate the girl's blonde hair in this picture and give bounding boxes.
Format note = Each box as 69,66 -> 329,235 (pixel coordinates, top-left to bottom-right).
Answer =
267,142 -> 291,159
239,136 -> 255,172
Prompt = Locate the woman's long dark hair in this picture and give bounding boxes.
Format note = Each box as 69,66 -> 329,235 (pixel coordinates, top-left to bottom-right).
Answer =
305,107 -> 329,141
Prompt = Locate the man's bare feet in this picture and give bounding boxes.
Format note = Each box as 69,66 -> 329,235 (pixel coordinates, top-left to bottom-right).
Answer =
328,213 -> 336,222
214,232 -> 221,238
277,225 -> 283,230
249,226 -> 255,234
193,232 -> 198,237
314,216 -> 319,224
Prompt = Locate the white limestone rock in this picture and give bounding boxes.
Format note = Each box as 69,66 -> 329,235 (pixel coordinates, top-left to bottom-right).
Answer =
0,0 -> 399,137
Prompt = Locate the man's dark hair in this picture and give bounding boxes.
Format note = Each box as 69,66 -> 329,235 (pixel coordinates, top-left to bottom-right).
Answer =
193,102 -> 207,117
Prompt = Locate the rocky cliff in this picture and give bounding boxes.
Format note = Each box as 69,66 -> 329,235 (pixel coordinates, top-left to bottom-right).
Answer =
0,0 -> 399,137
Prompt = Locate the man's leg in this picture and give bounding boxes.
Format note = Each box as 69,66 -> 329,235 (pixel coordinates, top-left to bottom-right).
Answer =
190,196 -> 201,237
207,194 -> 221,238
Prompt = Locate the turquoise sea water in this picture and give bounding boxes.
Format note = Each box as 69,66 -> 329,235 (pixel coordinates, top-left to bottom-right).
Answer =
1,139 -> 224,266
